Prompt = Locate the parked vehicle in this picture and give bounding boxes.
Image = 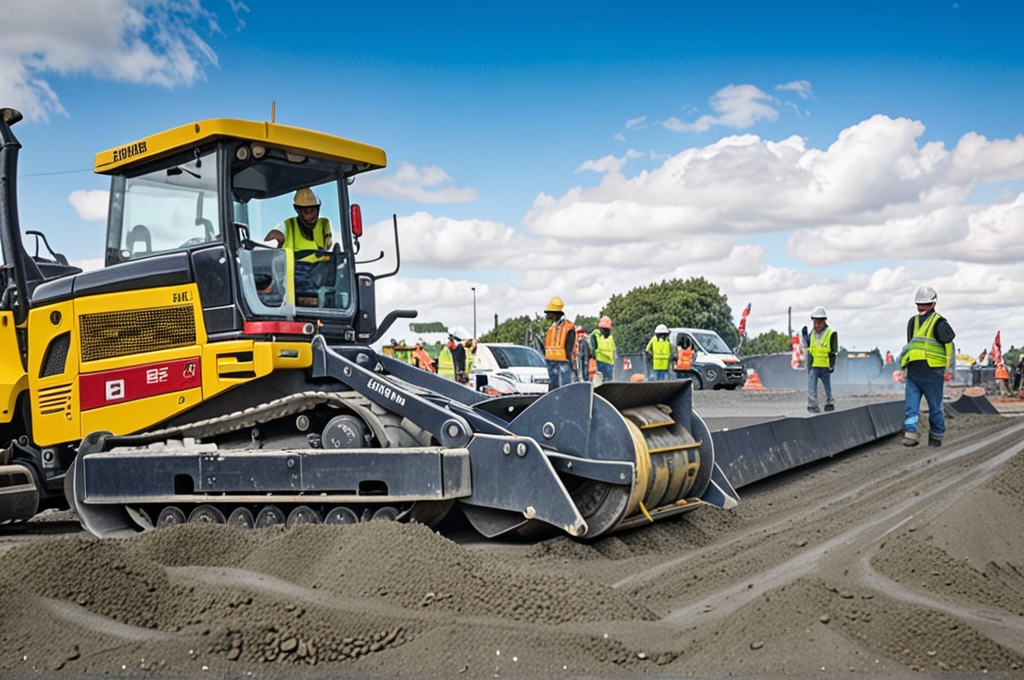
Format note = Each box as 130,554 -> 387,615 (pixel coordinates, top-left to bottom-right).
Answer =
469,343 -> 550,394
668,328 -> 746,390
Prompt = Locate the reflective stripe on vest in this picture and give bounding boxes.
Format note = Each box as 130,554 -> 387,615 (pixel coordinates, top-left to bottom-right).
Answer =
545,320 -> 574,362
647,337 -> 672,371
676,347 -> 694,371
593,331 -> 615,364
808,327 -> 833,369
283,217 -> 332,263
901,312 -> 949,369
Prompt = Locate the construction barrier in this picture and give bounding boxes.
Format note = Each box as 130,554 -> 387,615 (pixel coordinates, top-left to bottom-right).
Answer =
712,400 -> 904,489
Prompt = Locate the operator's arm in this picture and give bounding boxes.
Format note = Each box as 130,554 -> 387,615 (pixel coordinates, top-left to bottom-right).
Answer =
264,229 -> 285,247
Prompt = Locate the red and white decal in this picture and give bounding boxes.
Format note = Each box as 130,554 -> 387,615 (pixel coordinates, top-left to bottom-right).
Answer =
80,358 -> 201,411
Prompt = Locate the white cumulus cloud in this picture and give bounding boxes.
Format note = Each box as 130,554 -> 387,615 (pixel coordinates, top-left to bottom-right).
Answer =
68,189 -> 109,222
664,84 -> 779,133
0,0 -> 225,121
353,162 -> 477,203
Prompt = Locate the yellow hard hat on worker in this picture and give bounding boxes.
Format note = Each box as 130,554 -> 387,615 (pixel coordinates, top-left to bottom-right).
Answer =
545,297 -> 564,313
293,187 -> 321,209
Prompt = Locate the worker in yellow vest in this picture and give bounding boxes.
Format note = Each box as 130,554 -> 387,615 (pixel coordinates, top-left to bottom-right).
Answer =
264,187 -> 333,306
805,307 -> 837,413
645,324 -> 672,380
898,286 -> 955,447
590,316 -> 616,384
543,297 -> 575,389
437,338 -> 456,379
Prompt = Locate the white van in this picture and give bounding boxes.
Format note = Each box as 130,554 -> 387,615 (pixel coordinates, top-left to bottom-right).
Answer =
469,343 -> 550,394
668,327 -> 746,390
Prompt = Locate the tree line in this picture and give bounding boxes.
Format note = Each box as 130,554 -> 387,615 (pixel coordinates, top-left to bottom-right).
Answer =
478,277 -> 793,355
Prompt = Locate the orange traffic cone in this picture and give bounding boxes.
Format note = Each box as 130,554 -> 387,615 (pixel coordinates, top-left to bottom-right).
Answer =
743,369 -> 765,391
630,373 -> 646,382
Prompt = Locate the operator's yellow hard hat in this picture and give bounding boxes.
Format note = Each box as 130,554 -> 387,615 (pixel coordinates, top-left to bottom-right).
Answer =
293,187 -> 321,208
545,296 -> 564,313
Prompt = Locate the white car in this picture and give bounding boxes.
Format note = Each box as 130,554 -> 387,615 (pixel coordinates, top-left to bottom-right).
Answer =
469,343 -> 550,394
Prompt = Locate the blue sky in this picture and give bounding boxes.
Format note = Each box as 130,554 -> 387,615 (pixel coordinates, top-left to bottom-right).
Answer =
4,0 -> 1024,356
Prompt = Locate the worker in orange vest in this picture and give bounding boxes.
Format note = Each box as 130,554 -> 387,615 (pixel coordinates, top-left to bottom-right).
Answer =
543,297 -> 575,389
675,333 -> 695,381
995,363 -> 1011,396
412,341 -> 436,373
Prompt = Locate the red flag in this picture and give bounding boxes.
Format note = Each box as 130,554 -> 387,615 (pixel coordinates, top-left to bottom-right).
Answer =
737,303 -> 751,337
991,331 -> 1003,368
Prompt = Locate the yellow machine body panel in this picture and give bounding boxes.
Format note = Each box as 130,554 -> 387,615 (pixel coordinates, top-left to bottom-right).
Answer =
94,119 -> 387,175
0,311 -> 28,424
28,284 -> 208,446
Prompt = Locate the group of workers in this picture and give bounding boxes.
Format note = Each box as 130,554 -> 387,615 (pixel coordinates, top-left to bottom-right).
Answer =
803,285 -> 956,448
543,297 -> 617,389
409,336 -> 478,383
543,298 -> 702,388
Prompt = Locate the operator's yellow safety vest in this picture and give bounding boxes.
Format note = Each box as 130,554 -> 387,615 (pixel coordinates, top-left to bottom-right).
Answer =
283,217 -> 332,263
592,331 -> 616,365
676,346 -> 694,371
545,319 -> 574,362
901,312 -> 952,369
646,336 -> 672,371
807,327 -> 834,369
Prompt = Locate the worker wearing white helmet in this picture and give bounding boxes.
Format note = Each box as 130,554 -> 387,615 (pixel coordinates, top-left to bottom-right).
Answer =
645,323 -> 672,381
804,306 -> 837,414
543,296 -> 575,390
897,285 -> 956,447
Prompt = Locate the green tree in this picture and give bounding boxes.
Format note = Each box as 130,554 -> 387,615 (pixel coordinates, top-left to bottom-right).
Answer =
739,330 -> 792,357
479,314 -> 547,350
601,278 -> 738,353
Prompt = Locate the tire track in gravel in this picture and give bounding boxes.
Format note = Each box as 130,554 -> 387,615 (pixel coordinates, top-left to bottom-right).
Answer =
614,419 -> 1024,623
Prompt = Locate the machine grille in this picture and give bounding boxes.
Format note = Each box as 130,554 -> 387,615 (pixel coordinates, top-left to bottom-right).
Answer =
80,305 -> 196,362
41,332 -> 71,377
37,383 -> 72,415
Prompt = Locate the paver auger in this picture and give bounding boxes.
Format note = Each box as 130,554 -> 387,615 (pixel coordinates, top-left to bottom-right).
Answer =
0,108 -> 737,539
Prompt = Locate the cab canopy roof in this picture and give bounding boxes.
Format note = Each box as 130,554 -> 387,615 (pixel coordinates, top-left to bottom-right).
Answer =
94,118 -> 387,175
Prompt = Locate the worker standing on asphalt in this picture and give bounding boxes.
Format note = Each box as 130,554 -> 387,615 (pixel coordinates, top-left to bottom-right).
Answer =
675,333 -> 695,380
898,286 -> 955,447
451,336 -> 467,384
543,297 -> 575,389
645,324 -> 672,381
573,326 -> 594,383
805,307 -> 837,413
591,316 -> 616,384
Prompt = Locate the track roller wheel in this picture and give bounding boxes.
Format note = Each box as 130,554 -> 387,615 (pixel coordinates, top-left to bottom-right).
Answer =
188,504 -> 226,524
286,505 -> 322,526
227,507 -> 255,529
157,506 -> 187,528
324,507 -> 359,524
371,506 -> 400,521
255,505 -> 286,528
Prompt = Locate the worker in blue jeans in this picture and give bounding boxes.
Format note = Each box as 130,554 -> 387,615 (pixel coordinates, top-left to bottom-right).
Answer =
897,286 -> 955,447
805,306 -> 837,413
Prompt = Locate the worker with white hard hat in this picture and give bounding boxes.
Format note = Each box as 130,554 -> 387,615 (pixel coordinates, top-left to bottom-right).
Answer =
543,297 -> 575,389
804,306 -> 837,414
897,285 -> 956,447
645,323 -> 672,381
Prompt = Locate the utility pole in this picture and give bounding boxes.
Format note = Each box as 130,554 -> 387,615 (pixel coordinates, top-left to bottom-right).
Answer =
471,287 -> 477,339
787,307 -> 792,339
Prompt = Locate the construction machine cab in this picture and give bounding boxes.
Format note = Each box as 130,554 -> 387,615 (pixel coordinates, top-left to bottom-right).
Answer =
95,119 -> 388,343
